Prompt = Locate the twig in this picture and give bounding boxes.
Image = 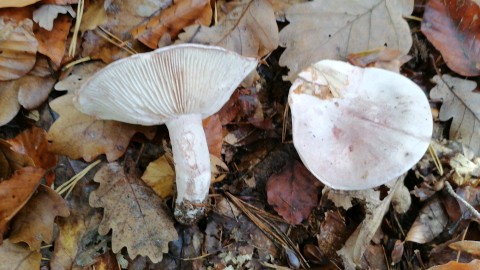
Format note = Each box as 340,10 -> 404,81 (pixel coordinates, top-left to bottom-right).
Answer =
444,181 -> 480,220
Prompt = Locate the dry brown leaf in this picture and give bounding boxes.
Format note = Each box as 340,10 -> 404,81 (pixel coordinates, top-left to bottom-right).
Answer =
0,167 -> 44,240
131,0 -> 212,48
427,260 -> 480,270
203,114 -> 223,158
32,4 -> 75,31
449,241 -> 480,256
54,61 -> 106,93
0,239 -> 41,270
90,161 -> 178,263
34,14 -> 72,66
8,185 -> 70,250
337,177 -> 404,269
421,0 -> 480,76
266,160 -> 320,224
270,0 -> 308,22
0,81 -> 21,126
178,0 -> 278,59
279,0 -> 413,81
79,0 -> 107,31
430,75 -> 480,155
47,94 -> 156,162
8,126 -> 58,185
316,211 -> 347,257
0,140 -> 34,179
141,154 -> 175,199
405,197 -> 448,243
0,17 -> 38,80
0,0 -> 41,8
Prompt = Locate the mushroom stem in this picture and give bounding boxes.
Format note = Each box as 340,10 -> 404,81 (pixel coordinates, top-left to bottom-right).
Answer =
166,114 -> 211,225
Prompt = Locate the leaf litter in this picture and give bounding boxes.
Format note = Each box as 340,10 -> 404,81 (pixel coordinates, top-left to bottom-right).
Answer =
1,0 -> 480,269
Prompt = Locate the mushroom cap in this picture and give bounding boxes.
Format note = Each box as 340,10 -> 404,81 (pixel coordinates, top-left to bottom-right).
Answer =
289,60 -> 432,190
74,44 -> 258,125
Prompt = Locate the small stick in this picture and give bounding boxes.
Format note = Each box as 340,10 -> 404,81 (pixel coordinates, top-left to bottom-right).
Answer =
444,181 -> 480,220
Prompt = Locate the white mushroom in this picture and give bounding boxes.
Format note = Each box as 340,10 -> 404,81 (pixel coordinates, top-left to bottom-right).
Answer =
74,44 -> 257,224
288,60 -> 432,190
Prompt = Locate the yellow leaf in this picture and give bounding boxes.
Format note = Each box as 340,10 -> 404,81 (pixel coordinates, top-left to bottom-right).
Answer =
141,155 -> 175,199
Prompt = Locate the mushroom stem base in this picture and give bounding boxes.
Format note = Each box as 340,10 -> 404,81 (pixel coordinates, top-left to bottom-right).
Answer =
174,199 -> 208,225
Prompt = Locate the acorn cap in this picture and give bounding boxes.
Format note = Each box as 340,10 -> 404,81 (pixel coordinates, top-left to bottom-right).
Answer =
74,44 -> 258,125
289,60 -> 432,190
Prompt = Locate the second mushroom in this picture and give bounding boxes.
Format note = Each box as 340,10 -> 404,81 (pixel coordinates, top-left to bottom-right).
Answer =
74,44 -> 257,225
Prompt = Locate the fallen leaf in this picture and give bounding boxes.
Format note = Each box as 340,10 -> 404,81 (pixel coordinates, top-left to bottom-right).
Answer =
449,241 -> 480,257
0,81 -> 21,126
47,94 -> 156,162
337,177 -> 404,268
7,126 -> 58,185
8,185 -> 70,250
32,4 -> 76,31
0,240 -> 41,270
405,196 -> 448,244
203,114 -> 223,158
178,0 -> 278,62
266,160 -> 320,224
131,0 -> 212,48
421,0 -> 480,76
79,0 -> 108,32
0,167 -> 44,240
34,14 -> 72,66
430,75 -> 480,155
316,211 -> 347,257
0,0 -> 41,8
427,260 -> 480,270
54,61 -> 106,93
270,0 -> 307,22
347,47 -> 412,73
89,161 -> 178,263
0,17 -> 38,80
0,140 -> 34,179
279,0 -> 413,80
141,155 -> 175,199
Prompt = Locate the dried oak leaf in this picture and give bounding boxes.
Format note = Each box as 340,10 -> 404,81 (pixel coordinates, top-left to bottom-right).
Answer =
0,140 -> 34,179
421,0 -> 480,76
131,0 -> 212,48
405,196 -> 448,244
430,75 -> 480,155
90,162 -> 178,263
34,14 -> 72,66
0,167 -> 44,241
8,185 -> 69,250
0,17 -> 38,81
0,239 -> 41,270
54,61 -> 106,93
8,127 -> 58,185
47,94 -> 156,162
427,260 -> 480,270
178,0 -> 279,59
266,160 -> 320,224
279,0 -> 413,81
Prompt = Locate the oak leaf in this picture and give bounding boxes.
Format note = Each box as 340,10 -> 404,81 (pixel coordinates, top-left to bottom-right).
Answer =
0,240 -> 41,270
8,185 -> 70,250
421,0 -> 480,76
47,94 -> 156,162
131,0 -> 212,48
430,75 -> 480,155
0,17 -> 38,80
90,161 -> 178,263
266,160 -> 320,224
178,0 -> 278,59
279,0 -> 413,80
427,260 -> 480,270
0,140 -> 34,179
7,126 -> 58,185
0,167 -> 44,240
54,61 -> 106,93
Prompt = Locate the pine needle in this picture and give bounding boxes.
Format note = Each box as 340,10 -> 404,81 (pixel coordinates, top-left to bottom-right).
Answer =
55,160 -> 101,198
69,0 -> 85,57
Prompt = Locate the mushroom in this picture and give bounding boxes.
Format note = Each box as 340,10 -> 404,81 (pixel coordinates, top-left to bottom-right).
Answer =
74,44 -> 257,224
288,60 -> 432,190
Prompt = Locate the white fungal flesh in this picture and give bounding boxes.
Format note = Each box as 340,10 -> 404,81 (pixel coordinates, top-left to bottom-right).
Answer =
166,114 -> 211,204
